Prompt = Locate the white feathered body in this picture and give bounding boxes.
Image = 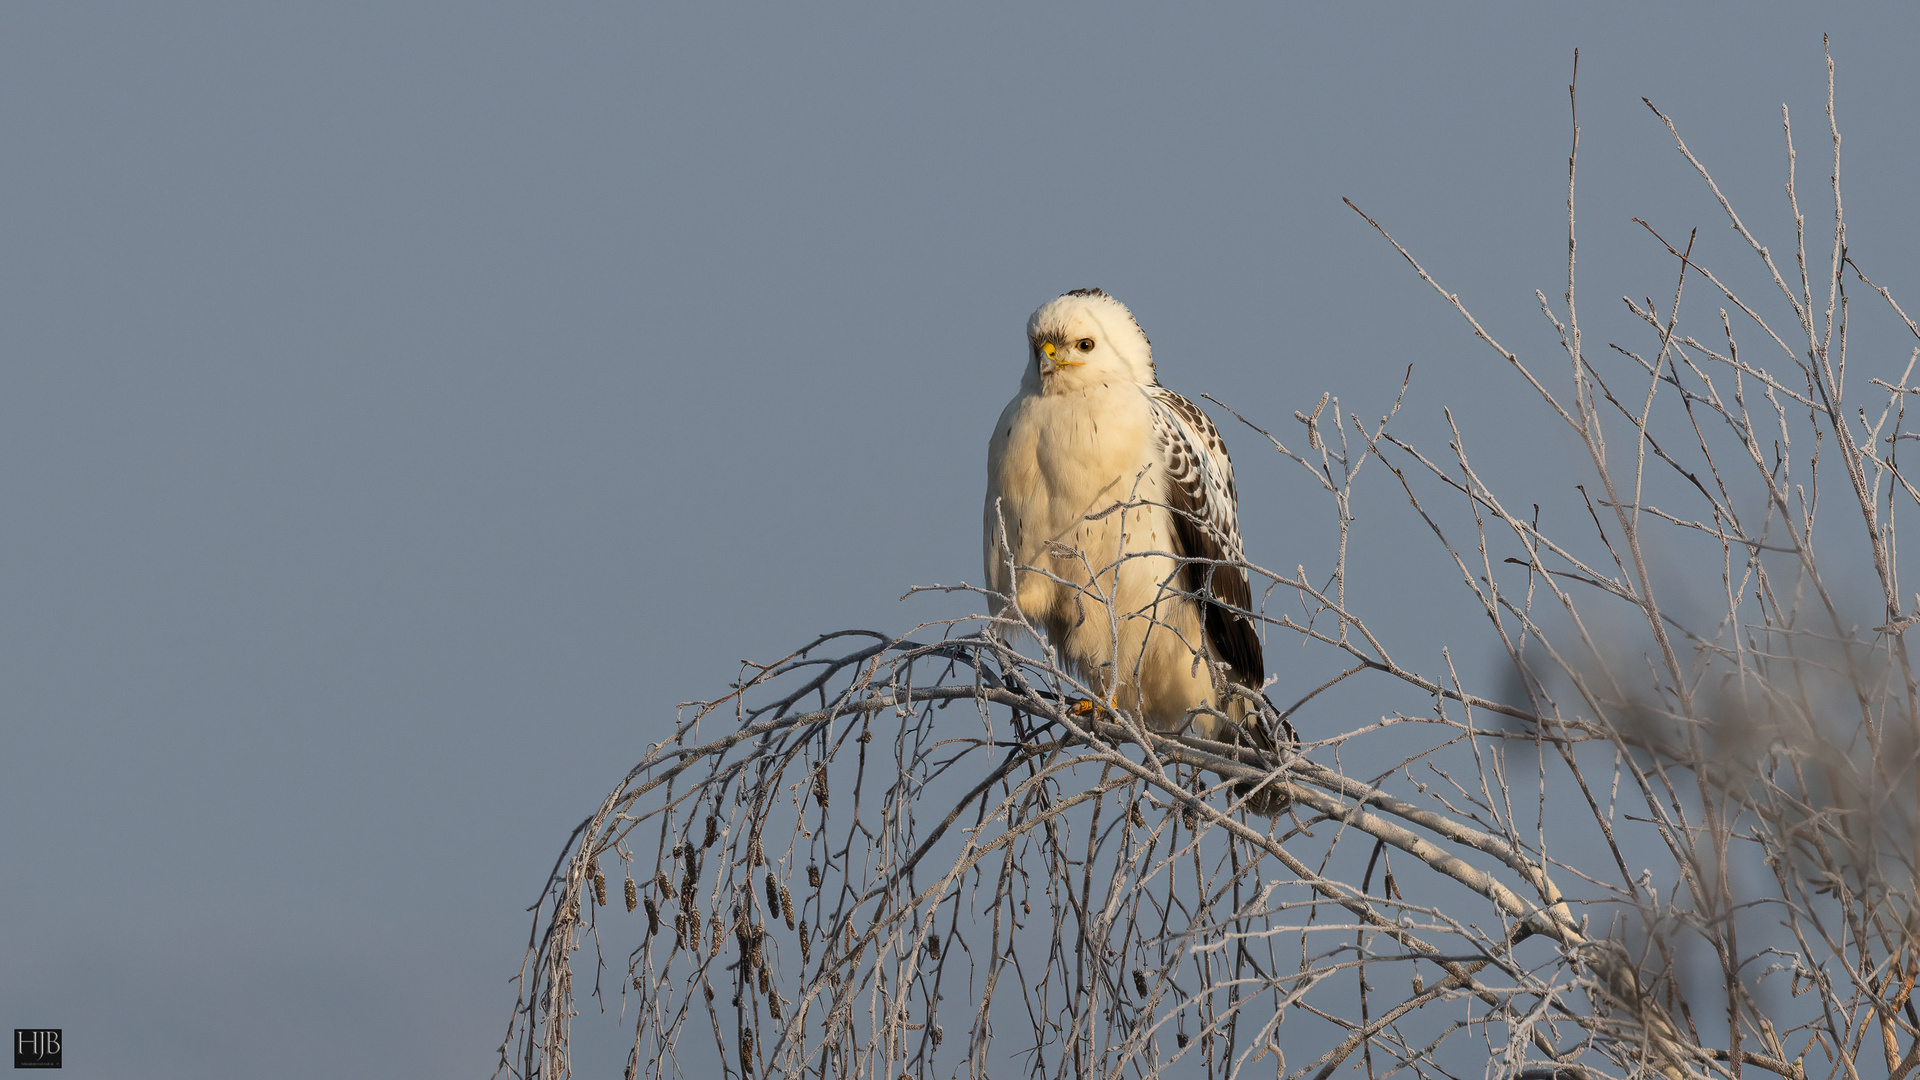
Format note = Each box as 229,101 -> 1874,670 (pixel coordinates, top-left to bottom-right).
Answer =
983,290 -> 1265,743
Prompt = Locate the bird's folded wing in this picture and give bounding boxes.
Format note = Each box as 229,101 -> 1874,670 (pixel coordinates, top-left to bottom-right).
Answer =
1148,387 -> 1265,686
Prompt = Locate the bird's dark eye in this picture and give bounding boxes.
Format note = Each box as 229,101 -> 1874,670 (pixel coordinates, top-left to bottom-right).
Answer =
1076,338 -> 1095,352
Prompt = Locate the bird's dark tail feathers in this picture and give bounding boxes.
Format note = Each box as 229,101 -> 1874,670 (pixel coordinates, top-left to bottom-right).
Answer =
1221,691 -> 1295,817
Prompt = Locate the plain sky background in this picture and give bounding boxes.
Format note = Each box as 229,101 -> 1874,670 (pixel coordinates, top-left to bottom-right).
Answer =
4,6 -> 1918,1078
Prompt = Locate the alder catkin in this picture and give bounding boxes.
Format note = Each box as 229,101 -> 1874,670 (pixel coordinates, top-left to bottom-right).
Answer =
811,765 -> 829,809
765,873 -> 780,913
734,912 -> 753,967
807,865 -> 822,889
799,921 -> 811,965
703,815 -> 719,849
644,897 -> 659,937
625,878 -> 638,912
779,884 -> 794,929
593,872 -> 607,907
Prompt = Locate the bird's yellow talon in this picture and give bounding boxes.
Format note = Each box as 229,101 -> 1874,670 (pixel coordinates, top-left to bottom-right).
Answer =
1069,696 -> 1120,719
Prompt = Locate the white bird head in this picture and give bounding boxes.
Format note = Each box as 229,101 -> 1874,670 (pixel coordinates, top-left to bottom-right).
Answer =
1024,288 -> 1156,391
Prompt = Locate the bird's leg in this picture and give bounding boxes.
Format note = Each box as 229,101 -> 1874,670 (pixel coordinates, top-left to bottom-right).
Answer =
1065,664 -> 1121,720
1067,690 -> 1122,720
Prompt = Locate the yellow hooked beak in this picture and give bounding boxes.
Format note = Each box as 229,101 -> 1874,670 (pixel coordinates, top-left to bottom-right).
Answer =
1040,340 -> 1084,369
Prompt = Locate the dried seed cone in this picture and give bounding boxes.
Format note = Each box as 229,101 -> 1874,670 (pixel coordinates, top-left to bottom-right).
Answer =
807,865 -> 822,889
811,765 -> 829,809
735,918 -> 753,967
625,878 -> 638,912
709,914 -> 723,957
593,873 -> 607,907
765,873 -> 780,912
780,885 -> 794,929
799,921 -> 811,965
703,815 -> 719,849
927,933 -> 940,960
644,897 -> 659,937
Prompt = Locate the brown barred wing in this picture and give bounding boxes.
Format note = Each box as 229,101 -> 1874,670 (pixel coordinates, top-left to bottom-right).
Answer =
1148,387 -> 1265,689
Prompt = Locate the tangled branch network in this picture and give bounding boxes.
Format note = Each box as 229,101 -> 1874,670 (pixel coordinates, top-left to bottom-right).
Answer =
501,46 -> 1918,1080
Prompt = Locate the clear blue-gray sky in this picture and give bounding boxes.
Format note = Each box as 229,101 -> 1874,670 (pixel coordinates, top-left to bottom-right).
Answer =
3,6 -> 1916,1078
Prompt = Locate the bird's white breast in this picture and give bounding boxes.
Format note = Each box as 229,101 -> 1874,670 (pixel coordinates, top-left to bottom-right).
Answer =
994,384 -> 1156,530
985,381 -> 1167,627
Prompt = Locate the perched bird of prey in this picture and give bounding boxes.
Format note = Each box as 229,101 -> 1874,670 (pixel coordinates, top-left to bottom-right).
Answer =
984,288 -> 1275,750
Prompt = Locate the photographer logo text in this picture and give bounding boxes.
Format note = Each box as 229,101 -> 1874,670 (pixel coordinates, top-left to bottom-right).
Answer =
14,1030 -> 60,1069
